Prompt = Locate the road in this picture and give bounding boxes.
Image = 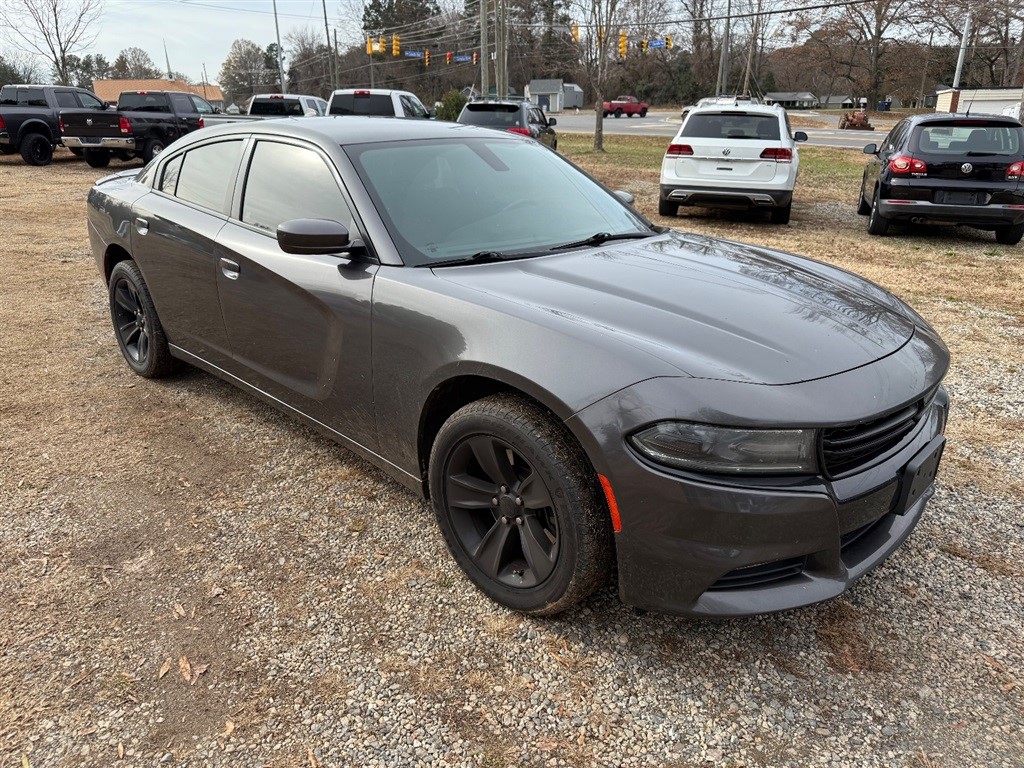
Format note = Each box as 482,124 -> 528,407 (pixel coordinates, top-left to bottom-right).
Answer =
554,111 -> 880,150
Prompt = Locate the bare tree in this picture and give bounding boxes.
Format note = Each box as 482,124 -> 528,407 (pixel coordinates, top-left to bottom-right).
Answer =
570,0 -> 625,151
0,0 -> 103,85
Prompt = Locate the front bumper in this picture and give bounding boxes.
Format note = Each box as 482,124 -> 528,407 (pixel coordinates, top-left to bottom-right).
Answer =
879,199 -> 1024,228
567,344 -> 948,617
62,135 -> 136,150
660,183 -> 792,209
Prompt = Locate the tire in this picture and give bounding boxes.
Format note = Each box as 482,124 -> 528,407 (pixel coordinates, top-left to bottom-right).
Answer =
142,138 -> 166,164
995,223 -> 1024,245
108,261 -> 177,378
551,139 -> 558,151
428,394 -> 613,616
602,111 -> 609,118
614,108 -> 623,118
639,108 -> 648,117
770,202 -> 792,225
113,150 -> 134,161
867,189 -> 890,235
658,198 -> 679,217
20,133 -> 53,166
68,146 -> 84,157
84,149 -> 111,168
857,180 -> 871,215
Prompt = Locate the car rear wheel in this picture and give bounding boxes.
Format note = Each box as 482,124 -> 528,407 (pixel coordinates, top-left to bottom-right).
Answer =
770,203 -> 792,225
429,394 -> 612,615
867,190 -> 889,235
84,149 -> 111,168
857,180 -> 871,215
639,108 -> 648,117
614,108 -> 623,118
995,223 -> 1024,245
142,138 -> 165,164
20,133 -> 53,166
109,261 -> 176,378
659,198 -> 679,217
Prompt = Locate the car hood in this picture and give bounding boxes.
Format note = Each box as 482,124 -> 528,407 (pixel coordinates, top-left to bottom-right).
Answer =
434,231 -> 916,385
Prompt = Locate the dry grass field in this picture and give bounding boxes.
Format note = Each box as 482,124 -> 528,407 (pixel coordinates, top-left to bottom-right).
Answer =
1,141 -> 1021,768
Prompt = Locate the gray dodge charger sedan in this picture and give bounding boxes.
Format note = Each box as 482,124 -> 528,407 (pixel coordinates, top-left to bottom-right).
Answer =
87,117 -> 949,617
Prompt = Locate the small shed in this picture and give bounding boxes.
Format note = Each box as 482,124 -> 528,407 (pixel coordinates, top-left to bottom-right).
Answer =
562,83 -> 584,110
528,79 -> 564,113
822,95 -> 856,110
935,87 -> 1023,116
764,91 -> 817,109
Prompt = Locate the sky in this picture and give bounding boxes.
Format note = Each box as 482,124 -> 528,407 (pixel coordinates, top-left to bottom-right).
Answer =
92,0 -> 364,84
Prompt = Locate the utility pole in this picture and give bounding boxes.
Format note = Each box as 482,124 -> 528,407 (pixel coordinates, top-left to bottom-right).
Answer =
917,30 -> 934,108
333,30 -> 339,90
202,63 -> 210,100
480,0 -> 489,97
495,0 -> 507,98
272,0 -> 287,92
950,11 -> 971,112
163,39 -> 173,80
321,0 -> 335,91
741,0 -> 761,97
716,0 -> 732,95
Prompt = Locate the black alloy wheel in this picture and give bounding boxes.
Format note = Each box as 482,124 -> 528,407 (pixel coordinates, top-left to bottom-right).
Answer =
867,188 -> 890,235
429,395 -> 612,615
20,134 -> 53,166
108,261 -> 176,378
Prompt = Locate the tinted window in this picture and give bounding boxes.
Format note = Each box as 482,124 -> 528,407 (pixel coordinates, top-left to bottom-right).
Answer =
77,91 -> 105,109
169,93 -> 194,113
329,93 -> 394,116
249,98 -> 304,116
190,95 -> 214,114
54,91 -> 78,108
160,155 -> 183,193
682,112 -> 781,140
17,88 -> 47,107
912,121 -> 1023,155
174,141 -> 244,213
400,94 -> 430,118
459,104 -> 522,128
119,92 -> 169,112
241,141 -> 353,234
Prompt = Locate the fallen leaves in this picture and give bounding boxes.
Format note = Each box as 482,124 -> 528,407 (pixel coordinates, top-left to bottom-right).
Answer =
179,655 -> 192,682
218,720 -> 235,739
158,659 -> 172,679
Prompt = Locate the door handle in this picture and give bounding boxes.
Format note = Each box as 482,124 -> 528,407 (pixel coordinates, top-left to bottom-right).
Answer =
135,217 -> 148,235
220,258 -> 240,280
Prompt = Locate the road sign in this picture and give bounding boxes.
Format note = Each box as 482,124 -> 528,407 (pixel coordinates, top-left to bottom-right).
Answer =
404,51 -> 423,58
454,54 -> 472,63
648,40 -> 666,48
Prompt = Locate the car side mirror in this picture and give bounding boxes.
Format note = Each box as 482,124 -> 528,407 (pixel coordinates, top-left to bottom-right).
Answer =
863,143 -> 877,154
277,218 -> 352,255
304,108 -> 318,117
614,190 -> 635,206
548,117 -> 557,126
793,131 -> 807,142
213,107 -> 222,114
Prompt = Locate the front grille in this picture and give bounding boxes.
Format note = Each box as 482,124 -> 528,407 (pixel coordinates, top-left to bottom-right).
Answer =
707,556 -> 806,591
821,393 -> 933,477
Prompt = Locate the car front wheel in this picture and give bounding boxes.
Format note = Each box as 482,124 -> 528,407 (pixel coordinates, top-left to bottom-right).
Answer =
995,223 -> 1024,245
109,261 -> 176,378
867,189 -> 890,235
429,394 -> 612,615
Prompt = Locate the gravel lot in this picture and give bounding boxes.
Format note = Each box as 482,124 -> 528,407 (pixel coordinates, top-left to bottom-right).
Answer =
1,147 -> 1021,768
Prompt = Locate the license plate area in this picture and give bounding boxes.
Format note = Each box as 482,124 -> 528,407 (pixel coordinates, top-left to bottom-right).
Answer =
895,436 -> 944,514
934,190 -> 984,205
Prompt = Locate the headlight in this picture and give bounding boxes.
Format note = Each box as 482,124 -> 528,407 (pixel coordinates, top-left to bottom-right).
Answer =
629,421 -> 818,475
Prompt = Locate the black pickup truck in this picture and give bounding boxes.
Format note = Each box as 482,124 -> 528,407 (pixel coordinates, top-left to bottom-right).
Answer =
60,90 -> 216,167
0,83 -> 107,165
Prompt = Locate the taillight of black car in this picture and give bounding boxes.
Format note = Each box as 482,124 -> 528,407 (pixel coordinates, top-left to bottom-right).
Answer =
1007,161 -> 1023,181
889,155 -> 927,175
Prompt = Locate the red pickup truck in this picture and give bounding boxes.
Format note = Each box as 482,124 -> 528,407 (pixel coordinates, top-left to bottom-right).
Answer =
602,96 -> 649,118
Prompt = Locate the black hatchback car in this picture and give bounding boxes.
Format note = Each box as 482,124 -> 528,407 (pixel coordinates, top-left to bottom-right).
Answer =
858,113 -> 1024,244
457,100 -> 557,149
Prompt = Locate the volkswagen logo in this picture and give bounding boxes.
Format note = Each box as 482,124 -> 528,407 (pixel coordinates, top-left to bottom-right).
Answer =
961,162 -> 973,175
86,118 -> 93,126
722,148 -> 731,156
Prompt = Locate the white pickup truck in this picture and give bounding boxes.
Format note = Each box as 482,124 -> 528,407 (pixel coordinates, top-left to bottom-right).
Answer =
326,88 -> 433,118
200,93 -> 328,127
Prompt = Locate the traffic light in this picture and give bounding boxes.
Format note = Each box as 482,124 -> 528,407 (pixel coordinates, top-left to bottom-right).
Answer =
424,49 -> 430,67
665,34 -> 673,50
445,51 -> 452,65
618,31 -> 627,59
472,51 -> 478,65
366,37 -> 373,55
392,35 -> 400,56
378,36 -> 385,54
571,25 -> 579,43
640,39 -> 647,54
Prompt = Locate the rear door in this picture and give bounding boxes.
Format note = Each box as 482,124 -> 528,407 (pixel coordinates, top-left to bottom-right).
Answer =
911,120 -> 1024,195
673,111 -> 785,184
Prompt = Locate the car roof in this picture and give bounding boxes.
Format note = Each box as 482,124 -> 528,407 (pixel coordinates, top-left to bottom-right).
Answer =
686,100 -> 782,117
904,112 -> 1022,127
185,115 -> 502,147
329,88 -> 410,96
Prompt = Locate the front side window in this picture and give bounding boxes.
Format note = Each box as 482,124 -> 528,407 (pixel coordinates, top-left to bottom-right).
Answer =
77,91 -> 105,109
190,95 -> 214,114
346,137 -> 649,265
682,112 -> 781,141
173,140 -> 244,213
401,94 -> 429,118
241,141 -> 353,235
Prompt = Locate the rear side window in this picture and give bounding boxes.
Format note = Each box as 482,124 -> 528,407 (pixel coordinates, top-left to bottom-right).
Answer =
682,112 -> 781,140
8,87 -> 48,106
329,93 -> 395,116
250,98 -> 304,116
119,93 -> 169,112
173,140 -> 244,214
241,141 -> 354,234
460,104 -> 521,128
913,122 -> 1023,155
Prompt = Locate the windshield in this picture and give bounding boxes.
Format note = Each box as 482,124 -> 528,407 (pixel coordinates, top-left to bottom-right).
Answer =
330,93 -> 394,116
345,137 -> 650,266
912,122 -> 1022,155
682,112 -> 781,140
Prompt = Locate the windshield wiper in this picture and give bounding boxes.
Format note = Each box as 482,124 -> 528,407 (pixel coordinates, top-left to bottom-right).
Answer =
550,231 -> 656,251
424,250 -> 521,268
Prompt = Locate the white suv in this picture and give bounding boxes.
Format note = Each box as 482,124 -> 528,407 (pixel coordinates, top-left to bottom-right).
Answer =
659,100 -> 807,224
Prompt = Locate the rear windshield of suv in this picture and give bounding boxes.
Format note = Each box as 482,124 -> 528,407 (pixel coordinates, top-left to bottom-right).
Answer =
912,121 -> 1022,155
329,94 -> 394,116
459,104 -> 522,128
682,112 -> 781,141
250,98 -> 305,116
